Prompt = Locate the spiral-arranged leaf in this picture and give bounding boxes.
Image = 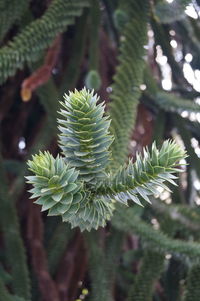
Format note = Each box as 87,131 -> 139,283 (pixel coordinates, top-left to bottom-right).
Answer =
109,0 -> 149,170
26,151 -> 84,216
65,196 -> 115,231
0,0 -> 30,42
0,0 -> 89,84
97,140 -> 186,206
27,90 -> 187,232
26,151 -> 115,231
58,88 -> 113,183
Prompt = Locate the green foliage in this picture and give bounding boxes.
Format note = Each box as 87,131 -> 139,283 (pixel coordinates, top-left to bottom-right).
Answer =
86,229 -> 123,301
58,89 -> 113,183
113,9 -> 129,31
144,67 -> 200,121
27,150 -> 114,231
109,0 -> 149,169
152,198 -> 200,234
1,0 -> 200,299
151,18 -> 187,86
27,90 -> 116,231
0,278 -> 13,301
113,208 -> 200,259
184,265 -> 200,301
0,0 -> 30,41
0,0 -> 89,84
87,0 -> 100,71
47,222 -> 72,275
152,91 -> 200,119
86,233 -> 110,301
85,1 -> 101,92
97,140 -> 186,206
85,70 -> 101,90
154,0 -> 190,24
174,116 -> 200,179
0,264 -> 12,285
0,277 -> 25,301
27,151 -> 83,216
0,163 -> 31,300
27,89 -> 186,232
127,250 -> 164,301
59,11 -> 89,95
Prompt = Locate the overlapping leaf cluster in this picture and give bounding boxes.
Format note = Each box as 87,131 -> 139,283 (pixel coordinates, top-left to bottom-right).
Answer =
27,89 -> 186,231
97,140 -> 186,206
0,0 -> 30,42
58,89 -> 113,183
0,0 -> 89,84
27,152 -> 83,216
109,0 -> 149,169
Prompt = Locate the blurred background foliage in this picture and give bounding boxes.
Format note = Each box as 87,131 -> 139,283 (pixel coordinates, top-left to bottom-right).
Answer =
1,0 -> 200,300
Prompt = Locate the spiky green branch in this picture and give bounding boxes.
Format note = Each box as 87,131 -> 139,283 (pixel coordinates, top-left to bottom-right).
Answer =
0,155 -> 31,300
113,208 -> 200,259
58,89 -> 113,183
108,0 -> 149,169
151,91 -> 200,120
0,0 -> 30,41
27,89 -> 186,232
97,140 -> 186,206
127,250 -> 164,301
0,0 -> 89,84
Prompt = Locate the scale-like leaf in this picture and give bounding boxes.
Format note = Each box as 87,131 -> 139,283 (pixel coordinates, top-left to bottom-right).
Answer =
96,140 -> 186,206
